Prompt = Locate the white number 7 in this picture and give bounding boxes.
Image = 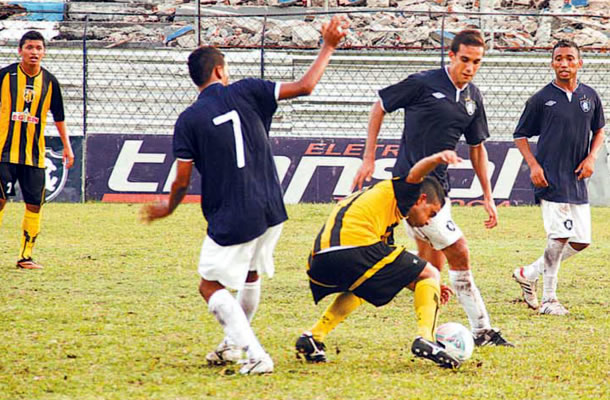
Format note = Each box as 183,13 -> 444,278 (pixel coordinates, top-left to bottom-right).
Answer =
213,110 -> 245,168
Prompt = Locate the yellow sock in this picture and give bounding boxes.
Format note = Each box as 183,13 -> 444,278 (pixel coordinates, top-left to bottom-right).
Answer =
20,209 -> 41,260
311,292 -> 364,342
0,207 -> 4,228
414,278 -> 441,342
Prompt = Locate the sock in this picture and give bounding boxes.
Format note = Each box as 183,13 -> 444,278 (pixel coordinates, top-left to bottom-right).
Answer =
0,207 -> 4,228
449,269 -> 491,333
523,243 -> 581,281
20,209 -> 41,260
237,278 -> 261,322
413,278 -> 440,342
542,239 -> 567,303
311,292 -> 363,342
207,289 -> 266,360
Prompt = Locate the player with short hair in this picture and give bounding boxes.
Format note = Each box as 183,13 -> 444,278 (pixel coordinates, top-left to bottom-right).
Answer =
141,16 -> 348,375
512,40 -> 605,315
352,29 -> 512,346
296,150 -> 463,368
0,30 -> 75,270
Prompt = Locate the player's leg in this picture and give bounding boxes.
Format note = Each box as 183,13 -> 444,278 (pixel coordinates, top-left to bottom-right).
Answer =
0,162 -> 16,231
16,166 -> 45,270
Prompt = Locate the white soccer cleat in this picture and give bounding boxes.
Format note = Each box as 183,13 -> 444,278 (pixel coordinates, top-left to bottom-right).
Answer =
539,299 -> 569,316
206,339 -> 244,365
512,267 -> 539,309
239,353 -> 274,375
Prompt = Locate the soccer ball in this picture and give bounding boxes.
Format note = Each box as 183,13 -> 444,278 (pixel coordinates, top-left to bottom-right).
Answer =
435,322 -> 474,362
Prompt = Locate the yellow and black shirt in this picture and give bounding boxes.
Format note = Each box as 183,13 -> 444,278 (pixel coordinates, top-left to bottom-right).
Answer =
0,63 -> 65,168
312,178 -> 422,253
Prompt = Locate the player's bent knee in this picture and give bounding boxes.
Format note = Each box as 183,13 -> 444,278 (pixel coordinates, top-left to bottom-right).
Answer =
418,263 -> 441,282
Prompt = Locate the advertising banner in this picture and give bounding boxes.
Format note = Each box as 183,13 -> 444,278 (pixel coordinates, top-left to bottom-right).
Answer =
85,134 -> 539,205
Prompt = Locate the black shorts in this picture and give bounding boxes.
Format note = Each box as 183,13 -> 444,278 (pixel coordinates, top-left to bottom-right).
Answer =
0,163 -> 45,205
307,242 -> 427,307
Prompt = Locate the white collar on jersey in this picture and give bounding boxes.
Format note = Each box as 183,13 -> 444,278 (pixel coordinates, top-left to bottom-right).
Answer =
551,80 -> 580,102
444,65 -> 469,102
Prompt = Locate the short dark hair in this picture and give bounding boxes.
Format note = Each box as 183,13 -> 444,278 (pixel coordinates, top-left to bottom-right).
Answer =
187,46 -> 225,87
450,30 -> 485,53
420,176 -> 445,208
19,30 -> 45,49
552,39 -> 580,59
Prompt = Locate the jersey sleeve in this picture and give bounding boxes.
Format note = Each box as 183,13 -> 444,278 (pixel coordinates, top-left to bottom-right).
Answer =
240,78 -> 278,121
378,74 -> 423,113
173,114 -> 195,161
49,75 -> 65,122
513,95 -> 542,139
592,92 -> 606,132
464,90 -> 490,145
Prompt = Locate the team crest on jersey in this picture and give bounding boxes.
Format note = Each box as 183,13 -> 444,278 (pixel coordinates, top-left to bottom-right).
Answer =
579,97 -> 591,113
446,220 -> 457,232
44,149 -> 69,202
464,98 -> 476,116
563,219 -> 573,231
23,85 -> 35,103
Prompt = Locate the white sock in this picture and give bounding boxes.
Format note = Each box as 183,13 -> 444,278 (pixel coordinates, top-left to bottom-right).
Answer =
523,242 -> 580,281
237,278 -> 261,322
449,270 -> 491,333
542,239 -> 567,302
208,289 -> 266,360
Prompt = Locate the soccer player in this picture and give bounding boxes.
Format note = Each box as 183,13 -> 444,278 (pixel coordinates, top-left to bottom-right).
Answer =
140,16 -> 348,375
296,150 -> 463,369
512,40 -> 605,315
0,30 -> 74,270
351,30 -> 512,346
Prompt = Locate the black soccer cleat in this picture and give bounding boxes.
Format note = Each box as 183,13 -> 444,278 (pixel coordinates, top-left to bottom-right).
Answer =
295,331 -> 327,363
411,336 -> 461,369
473,328 -> 514,347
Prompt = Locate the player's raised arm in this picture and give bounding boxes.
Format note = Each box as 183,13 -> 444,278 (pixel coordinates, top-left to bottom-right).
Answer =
351,100 -> 385,191
278,15 -> 348,100
140,160 -> 193,223
470,142 -> 498,229
406,150 -> 462,184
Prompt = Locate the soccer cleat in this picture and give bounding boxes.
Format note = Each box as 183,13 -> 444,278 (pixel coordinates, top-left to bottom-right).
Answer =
473,328 -> 514,347
16,258 -> 43,270
239,353 -> 274,375
539,299 -> 569,316
411,336 -> 461,369
205,339 -> 244,365
512,267 -> 539,309
295,331 -> 327,363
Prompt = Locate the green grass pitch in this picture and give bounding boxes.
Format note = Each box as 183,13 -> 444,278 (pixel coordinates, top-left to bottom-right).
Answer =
1,203 -> 608,399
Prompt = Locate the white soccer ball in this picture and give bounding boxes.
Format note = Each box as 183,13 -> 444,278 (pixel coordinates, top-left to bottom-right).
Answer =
435,322 -> 474,362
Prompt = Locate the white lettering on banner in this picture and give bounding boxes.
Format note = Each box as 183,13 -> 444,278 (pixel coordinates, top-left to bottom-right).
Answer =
448,160 -> 496,199
274,156 -> 291,183
492,148 -> 523,199
283,156 -> 362,204
108,140 -> 166,192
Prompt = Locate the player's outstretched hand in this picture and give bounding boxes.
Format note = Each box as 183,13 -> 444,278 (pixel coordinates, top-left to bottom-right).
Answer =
140,200 -> 170,224
575,155 -> 595,180
483,198 -> 498,229
351,158 -> 375,191
529,163 -> 548,188
440,284 -> 454,305
437,150 -> 462,165
321,15 -> 349,49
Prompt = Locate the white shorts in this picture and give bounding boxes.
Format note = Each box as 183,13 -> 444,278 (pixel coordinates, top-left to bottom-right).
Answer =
404,198 -> 463,250
197,223 -> 284,290
541,200 -> 591,244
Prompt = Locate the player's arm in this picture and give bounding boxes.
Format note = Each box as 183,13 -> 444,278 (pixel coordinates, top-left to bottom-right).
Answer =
514,137 -> 548,188
470,142 -> 497,229
141,160 -> 192,223
54,121 -> 74,169
406,150 -> 462,183
278,16 -> 348,100
575,128 -> 605,180
351,100 -> 385,190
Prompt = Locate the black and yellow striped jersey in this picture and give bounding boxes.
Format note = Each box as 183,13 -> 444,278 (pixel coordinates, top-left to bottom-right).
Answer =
312,178 -> 422,253
0,63 -> 65,168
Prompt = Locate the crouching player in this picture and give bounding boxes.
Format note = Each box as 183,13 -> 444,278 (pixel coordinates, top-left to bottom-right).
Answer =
296,150 -> 463,368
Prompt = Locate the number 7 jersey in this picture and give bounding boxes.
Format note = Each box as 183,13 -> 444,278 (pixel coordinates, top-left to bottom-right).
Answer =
173,78 -> 287,246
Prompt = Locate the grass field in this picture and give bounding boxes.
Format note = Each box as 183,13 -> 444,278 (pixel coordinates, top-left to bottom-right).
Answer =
1,202 -> 608,400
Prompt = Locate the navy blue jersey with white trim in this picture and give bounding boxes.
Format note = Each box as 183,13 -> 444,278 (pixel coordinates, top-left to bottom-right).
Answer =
514,82 -> 605,204
173,78 -> 287,245
379,68 -> 489,194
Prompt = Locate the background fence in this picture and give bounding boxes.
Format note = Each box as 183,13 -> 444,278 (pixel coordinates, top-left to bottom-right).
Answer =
1,9 -> 609,141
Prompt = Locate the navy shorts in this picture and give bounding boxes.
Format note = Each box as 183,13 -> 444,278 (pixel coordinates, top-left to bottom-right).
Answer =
0,163 -> 45,205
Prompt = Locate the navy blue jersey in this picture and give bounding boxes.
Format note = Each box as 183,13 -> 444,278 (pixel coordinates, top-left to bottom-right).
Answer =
514,82 -> 605,204
173,79 -> 287,245
379,68 -> 489,194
